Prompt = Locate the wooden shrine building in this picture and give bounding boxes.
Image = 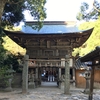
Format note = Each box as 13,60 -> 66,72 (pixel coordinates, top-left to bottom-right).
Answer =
4,21 -> 93,93
80,46 -> 100,100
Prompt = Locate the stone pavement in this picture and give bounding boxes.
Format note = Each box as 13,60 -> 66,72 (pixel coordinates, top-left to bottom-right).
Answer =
0,82 -> 100,100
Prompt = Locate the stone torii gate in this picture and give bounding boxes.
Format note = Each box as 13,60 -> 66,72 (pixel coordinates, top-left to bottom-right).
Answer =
22,54 -> 71,94
3,21 -> 94,94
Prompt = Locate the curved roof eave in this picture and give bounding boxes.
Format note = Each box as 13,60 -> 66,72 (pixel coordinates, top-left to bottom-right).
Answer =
3,27 -> 93,36
80,46 -> 100,62
3,28 -> 94,48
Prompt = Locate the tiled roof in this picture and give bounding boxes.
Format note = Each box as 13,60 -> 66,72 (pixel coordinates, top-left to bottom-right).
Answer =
21,21 -> 81,34
75,58 -> 88,69
22,25 -> 79,34
75,57 -> 93,69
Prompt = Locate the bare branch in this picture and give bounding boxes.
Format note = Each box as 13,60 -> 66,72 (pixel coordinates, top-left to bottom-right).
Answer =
93,0 -> 100,12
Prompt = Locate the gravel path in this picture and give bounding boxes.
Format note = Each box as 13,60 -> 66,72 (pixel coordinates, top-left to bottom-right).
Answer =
0,82 -> 100,100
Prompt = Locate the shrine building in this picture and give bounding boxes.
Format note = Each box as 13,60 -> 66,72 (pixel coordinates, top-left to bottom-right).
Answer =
4,21 -> 93,91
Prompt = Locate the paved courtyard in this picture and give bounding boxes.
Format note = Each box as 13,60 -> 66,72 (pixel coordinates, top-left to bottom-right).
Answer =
0,82 -> 100,100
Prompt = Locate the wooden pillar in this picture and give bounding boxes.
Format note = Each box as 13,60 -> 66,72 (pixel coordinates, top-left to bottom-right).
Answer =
72,68 -> 75,86
64,55 -> 70,94
72,58 -> 75,79
35,67 -> 38,87
88,64 -> 95,100
22,55 -> 29,94
38,68 -> 41,86
36,67 -> 38,79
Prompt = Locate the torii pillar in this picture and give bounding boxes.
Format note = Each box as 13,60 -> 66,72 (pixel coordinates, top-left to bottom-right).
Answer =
22,54 -> 29,94
64,55 -> 70,94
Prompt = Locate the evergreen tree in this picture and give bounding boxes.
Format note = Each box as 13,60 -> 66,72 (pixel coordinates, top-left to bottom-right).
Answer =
76,0 -> 100,21
73,0 -> 100,57
0,0 -> 46,72
0,0 -> 46,28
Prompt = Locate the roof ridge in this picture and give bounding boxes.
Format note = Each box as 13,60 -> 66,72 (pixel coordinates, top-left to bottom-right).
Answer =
25,21 -> 76,25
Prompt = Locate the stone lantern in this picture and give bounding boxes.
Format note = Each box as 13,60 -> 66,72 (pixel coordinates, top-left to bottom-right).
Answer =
5,65 -> 15,91
84,67 -> 91,93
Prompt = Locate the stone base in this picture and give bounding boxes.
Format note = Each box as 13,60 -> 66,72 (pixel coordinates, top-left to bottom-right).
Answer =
4,87 -> 13,92
28,82 -> 35,88
83,89 -> 90,94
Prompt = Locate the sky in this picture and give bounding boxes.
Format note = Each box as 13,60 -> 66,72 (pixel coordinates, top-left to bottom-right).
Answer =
24,0 -> 94,21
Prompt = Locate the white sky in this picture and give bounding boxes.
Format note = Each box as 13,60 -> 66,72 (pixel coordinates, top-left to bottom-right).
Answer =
24,0 -> 94,21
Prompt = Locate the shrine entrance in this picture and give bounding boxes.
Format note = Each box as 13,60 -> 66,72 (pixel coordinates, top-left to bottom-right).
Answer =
41,67 -> 58,82
3,21 -> 94,94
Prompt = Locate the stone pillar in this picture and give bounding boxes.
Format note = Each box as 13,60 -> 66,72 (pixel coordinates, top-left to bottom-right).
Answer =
28,70 -> 35,89
58,67 -> 61,88
64,55 -> 70,94
22,55 -> 29,94
84,70 -> 91,94
88,65 -> 95,100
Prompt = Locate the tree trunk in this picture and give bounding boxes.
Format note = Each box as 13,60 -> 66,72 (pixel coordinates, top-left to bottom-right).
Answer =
0,0 -> 7,26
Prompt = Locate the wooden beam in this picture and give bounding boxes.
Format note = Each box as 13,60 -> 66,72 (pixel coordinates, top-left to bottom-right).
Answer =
28,59 -> 71,62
